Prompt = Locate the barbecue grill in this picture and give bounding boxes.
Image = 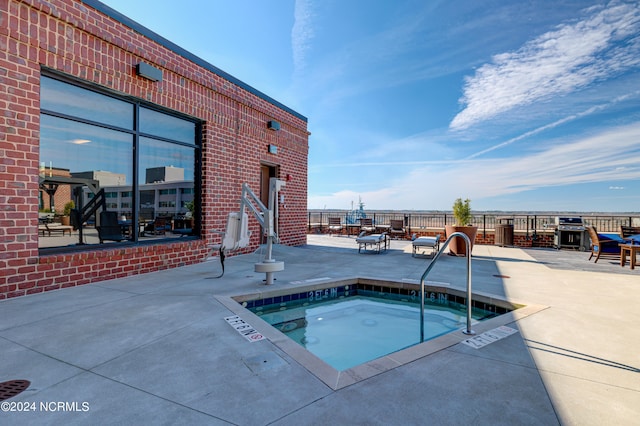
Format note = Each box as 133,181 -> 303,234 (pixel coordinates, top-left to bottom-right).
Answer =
554,217 -> 590,251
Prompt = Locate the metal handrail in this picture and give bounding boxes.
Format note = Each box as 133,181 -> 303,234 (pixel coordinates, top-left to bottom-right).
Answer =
420,232 -> 475,341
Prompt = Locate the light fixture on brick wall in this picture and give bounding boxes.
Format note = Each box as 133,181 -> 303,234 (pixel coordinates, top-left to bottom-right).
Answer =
136,62 -> 163,82
267,120 -> 280,131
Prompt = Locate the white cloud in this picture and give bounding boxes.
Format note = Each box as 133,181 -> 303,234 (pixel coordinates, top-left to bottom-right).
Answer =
291,0 -> 315,75
450,1 -> 640,131
465,90 -> 640,159
309,121 -> 640,209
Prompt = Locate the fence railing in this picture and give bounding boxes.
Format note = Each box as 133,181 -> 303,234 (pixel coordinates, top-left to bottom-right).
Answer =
308,211 -> 639,235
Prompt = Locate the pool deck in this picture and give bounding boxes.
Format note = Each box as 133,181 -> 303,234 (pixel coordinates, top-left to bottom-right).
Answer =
1,235 -> 638,425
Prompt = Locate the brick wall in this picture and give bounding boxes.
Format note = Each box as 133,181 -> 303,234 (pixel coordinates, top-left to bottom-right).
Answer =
0,0 -> 309,299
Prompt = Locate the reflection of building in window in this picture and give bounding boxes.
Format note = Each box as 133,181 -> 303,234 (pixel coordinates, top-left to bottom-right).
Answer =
146,166 -> 184,183
73,170 -> 126,186
38,167 -> 72,213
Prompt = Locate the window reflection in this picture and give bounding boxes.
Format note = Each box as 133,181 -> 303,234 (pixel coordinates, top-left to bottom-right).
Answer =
139,107 -> 196,144
41,76 -> 133,129
139,137 -> 195,221
40,115 -> 133,183
39,76 -> 199,250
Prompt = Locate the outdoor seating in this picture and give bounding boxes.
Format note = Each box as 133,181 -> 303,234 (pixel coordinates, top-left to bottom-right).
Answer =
328,217 -> 343,235
389,219 -> 406,239
38,222 -> 73,237
156,218 -> 168,235
356,232 -> 389,253
620,226 -> 640,242
586,226 -> 624,263
412,234 -> 441,257
359,218 -> 375,235
97,211 -> 126,243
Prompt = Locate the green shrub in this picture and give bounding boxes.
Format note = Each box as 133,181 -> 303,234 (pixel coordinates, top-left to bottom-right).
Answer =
452,198 -> 472,226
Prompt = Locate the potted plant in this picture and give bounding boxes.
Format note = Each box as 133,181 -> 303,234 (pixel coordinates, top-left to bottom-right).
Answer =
445,198 -> 478,256
60,200 -> 75,226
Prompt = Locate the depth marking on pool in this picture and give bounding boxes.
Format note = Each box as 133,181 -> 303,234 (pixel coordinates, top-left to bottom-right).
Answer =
401,278 -> 450,286
461,326 -> 518,349
289,277 -> 332,285
224,315 -> 265,342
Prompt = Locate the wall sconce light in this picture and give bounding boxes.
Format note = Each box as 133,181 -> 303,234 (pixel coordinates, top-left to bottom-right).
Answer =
268,144 -> 278,154
136,62 -> 163,82
267,120 -> 280,131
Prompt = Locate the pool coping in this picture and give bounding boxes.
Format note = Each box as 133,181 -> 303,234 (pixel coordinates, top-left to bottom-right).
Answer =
215,276 -> 548,390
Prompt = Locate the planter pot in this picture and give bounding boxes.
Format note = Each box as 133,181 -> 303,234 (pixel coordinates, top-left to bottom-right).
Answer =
445,225 -> 478,256
60,216 -> 70,226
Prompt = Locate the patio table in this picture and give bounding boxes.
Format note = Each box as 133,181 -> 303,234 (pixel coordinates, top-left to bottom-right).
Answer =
620,243 -> 639,270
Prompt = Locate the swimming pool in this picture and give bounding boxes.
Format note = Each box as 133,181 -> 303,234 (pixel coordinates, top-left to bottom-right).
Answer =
247,289 -> 501,371
219,277 -> 543,389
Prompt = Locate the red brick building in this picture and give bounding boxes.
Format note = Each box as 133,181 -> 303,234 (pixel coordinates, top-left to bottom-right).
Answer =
0,0 -> 309,299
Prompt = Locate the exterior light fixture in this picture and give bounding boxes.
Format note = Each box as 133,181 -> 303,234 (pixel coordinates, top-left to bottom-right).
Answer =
136,62 -> 163,82
267,120 -> 280,131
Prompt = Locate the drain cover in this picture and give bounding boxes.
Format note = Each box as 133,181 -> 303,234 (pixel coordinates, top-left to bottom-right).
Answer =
0,380 -> 31,401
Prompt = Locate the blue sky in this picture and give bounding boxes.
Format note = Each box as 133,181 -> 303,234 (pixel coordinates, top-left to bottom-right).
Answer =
100,0 -> 640,212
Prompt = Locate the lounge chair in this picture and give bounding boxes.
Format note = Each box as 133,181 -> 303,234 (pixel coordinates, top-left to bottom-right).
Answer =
328,217 -> 343,236
97,211 -> 125,243
356,232 -> 389,253
412,234 -> 441,258
389,219 -> 406,239
38,222 -> 73,237
359,218 -> 375,235
586,226 -> 624,263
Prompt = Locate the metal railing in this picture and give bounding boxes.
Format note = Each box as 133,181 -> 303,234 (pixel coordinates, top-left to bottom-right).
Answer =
308,211 -> 639,234
419,232 -> 475,341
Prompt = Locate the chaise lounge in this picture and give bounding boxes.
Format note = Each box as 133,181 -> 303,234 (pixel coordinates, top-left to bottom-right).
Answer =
38,222 -> 73,237
356,232 -> 389,254
412,234 -> 441,258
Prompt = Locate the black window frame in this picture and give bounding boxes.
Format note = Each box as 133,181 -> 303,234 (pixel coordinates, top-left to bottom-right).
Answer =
39,69 -> 202,254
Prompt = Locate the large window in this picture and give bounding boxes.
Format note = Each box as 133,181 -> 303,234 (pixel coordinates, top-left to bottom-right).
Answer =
39,74 -> 200,250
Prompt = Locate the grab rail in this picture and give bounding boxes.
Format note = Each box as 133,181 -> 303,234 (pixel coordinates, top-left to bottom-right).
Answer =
419,232 -> 475,341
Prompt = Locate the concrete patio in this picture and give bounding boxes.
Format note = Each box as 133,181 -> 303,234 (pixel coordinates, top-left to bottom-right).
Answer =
1,235 -> 638,425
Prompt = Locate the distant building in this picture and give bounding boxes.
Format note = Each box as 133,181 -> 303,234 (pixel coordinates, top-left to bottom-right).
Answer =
73,171 -> 127,186
145,166 -> 185,184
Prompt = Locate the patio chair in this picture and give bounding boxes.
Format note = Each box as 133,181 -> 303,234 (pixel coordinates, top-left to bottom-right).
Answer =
389,219 -> 406,239
97,211 -> 125,243
586,226 -> 624,263
153,217 -> 168,235
356,231 -> 389,253
359,218 -> 375,235
328,217 -> 344,236
620,225 -> 640,241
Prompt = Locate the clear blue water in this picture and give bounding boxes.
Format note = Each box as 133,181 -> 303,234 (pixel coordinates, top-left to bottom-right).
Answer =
251,294 -> 494,371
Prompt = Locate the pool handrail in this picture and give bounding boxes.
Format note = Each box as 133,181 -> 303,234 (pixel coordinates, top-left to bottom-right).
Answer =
419,231 -> 475,341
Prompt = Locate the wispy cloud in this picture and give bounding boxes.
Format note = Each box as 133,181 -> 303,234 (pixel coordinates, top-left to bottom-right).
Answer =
465,90 -> 640,159
291,0 -> 315,75
309,121 -> 640,209
450,1 -> 640,131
